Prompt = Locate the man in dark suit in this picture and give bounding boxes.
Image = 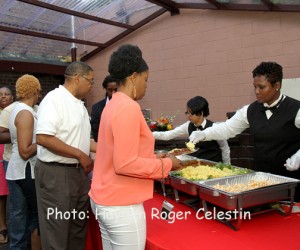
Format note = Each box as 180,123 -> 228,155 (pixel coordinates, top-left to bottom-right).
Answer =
91,75 -> 117,141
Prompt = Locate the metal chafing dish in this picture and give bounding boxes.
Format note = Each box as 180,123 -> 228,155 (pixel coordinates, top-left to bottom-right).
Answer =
168,158 -> 251,197
169,157 -> 215,196
155,154 -> 201,197
198,172 -> 300,230
154,149 -> 179,197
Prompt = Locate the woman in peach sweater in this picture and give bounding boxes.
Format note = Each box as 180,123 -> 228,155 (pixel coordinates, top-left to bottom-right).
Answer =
89,44 -> 181,250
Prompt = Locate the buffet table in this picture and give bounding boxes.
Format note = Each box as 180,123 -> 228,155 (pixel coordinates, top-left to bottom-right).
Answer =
85,192 -> 300,250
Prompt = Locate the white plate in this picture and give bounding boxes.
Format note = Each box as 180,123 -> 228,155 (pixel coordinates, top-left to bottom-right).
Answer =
168,148 -> 199,156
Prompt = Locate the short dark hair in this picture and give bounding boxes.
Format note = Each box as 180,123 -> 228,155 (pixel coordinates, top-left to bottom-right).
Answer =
102,75 -> 116,89
65,61 -> 93,77
108,44 -> 148,83
187,96 -> 209,117
252,62 -> 283,86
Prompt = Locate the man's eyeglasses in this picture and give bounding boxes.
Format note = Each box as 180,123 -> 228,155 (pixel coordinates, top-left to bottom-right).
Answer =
64,74 -> 94,85
185,111 -> 193,116
79,75 -> 94,85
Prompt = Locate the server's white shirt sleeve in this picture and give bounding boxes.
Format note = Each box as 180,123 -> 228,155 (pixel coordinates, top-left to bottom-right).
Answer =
205,105 -> 250,141
153,121 -> 189,140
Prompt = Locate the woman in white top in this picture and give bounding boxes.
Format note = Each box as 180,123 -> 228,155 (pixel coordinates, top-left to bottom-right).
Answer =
7,74 -> 41,250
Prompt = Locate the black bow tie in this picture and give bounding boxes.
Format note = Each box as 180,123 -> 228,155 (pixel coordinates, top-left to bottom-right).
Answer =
261,106 -> 278,113
261,96 -> 284,114
194,125 -> 204,130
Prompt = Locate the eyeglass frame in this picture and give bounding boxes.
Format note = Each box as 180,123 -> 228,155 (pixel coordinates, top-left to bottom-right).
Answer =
80,75 -> 94,85
64,74 -> 94,85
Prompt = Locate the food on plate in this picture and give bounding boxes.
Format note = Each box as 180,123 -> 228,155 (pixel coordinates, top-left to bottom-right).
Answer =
171,162 -> 251,181
213,180 -> 277,193
168,148 -> 194,156
185,141 -> 195,151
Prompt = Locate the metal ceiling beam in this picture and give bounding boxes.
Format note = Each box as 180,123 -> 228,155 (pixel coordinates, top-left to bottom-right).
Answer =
260,0 -> 274,10
272,4 -> 300,12
0,60 -> 66,75
217,4 -> 269,11
176,2 -> 268,11
175,3 -> 217,9
175,2 -> 300,12
17,0 -> 134,30
0,25 -> 104,47
145,0 -> 180,15
82,8 -> 168,61
204,0 -> 221,9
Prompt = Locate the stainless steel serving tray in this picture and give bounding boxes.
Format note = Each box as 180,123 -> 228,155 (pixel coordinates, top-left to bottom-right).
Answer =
168,159 -> 251,196
175,154 -> 199,161
198,172 -> 300,210
169,159 -> 216,195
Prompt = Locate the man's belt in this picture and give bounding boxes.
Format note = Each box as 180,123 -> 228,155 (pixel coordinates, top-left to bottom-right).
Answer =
46,161 -> 80,168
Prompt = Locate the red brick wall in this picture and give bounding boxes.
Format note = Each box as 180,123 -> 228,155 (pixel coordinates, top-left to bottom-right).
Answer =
0,72 -> 63,100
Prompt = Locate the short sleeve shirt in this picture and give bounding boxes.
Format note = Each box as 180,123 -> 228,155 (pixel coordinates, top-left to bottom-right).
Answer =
36,85 -> 91,163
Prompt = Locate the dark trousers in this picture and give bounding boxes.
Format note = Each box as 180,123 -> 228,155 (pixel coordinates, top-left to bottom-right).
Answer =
34,159 -> 90,250
4,161 -> 31,250
15,163 -> 39,233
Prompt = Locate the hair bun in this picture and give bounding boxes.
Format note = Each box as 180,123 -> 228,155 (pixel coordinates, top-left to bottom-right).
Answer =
108,44 -> 145,81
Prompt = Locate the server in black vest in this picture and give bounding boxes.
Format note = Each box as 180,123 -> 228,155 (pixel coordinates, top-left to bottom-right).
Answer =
189,62 -> 300,201
153,96 -> 231,163
90,75 -> 117,141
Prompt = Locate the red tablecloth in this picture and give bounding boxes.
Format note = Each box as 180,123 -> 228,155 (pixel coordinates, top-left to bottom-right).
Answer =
86,193 -> 300,250
85,208 -> 102,250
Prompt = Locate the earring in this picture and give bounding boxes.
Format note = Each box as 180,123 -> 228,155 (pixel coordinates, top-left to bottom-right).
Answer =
276,89 -> 279,91
133,84 -> 136,100
131,77 -> 137,100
